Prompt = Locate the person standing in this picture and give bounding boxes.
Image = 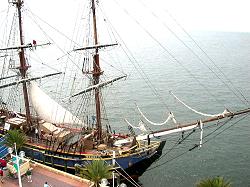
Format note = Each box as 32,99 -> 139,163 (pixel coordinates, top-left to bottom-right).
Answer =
44,181 -> 52,187
26,169 -> 32,182
35,128 -> 39,139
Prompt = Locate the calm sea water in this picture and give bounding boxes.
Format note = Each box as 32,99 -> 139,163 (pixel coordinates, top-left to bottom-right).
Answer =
105,31 -> 250,187
1,2 -> 249,186
4,28 -> 250,186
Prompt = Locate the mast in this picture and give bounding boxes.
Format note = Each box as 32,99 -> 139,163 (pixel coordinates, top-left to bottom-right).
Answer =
91,0 -> 102,141
14,0 -> 32,126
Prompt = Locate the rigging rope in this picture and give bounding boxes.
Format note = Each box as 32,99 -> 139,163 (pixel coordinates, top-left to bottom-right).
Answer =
170,91 -> 230,117
113,0 -> 230,110
124,118 -> 147,132
92,151 -> 142,187
159,5 -> 250,106
105,0 -> 172,112
203,114 -> 250,143
136,104 -> 177,125
114,160 -> 142,187
146,113 -> 249,172
137,0 -> 249,107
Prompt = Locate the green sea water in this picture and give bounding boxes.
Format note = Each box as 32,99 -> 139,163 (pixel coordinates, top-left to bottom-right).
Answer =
105,31 -> 250,187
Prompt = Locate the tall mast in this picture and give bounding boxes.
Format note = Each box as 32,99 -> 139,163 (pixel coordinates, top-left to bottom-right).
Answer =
91,0 -> 102,141
15,0 -> 32,126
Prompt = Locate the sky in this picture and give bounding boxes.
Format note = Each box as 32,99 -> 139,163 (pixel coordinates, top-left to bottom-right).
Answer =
1,0 -> 250,71
163,0 -> 250,32
128,0 -> 250,32
0,0 -> 250,34
0,0 -> 249,110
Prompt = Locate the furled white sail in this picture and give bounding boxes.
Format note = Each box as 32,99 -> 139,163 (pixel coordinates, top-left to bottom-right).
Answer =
136,124 -> 199,140
170,91 -> 230,117
137,105 -> 177,125
29,81 -> 84,127
124,119 -> 147,132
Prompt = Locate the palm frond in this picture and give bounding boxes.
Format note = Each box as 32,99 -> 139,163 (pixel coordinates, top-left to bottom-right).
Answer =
3,129 -> 28,150
196,176 -> 232,187
79,160 -> 112,187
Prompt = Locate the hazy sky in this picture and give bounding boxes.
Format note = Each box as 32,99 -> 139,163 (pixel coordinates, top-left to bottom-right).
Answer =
0,0 -> 250,33
164,0 -> 250,32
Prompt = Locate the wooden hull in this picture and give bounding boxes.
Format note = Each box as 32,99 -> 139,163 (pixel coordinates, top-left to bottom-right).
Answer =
0,112 -> 166,175
21,140 -> 165,175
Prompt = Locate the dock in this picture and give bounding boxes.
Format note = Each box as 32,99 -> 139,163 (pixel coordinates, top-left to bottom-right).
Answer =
0,161 -> 92,187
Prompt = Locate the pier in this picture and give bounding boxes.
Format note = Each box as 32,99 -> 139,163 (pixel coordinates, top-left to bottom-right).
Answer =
1,161 -> 92,187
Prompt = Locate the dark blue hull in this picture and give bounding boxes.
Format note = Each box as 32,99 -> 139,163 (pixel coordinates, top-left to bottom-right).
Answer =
22,140 -> 166,175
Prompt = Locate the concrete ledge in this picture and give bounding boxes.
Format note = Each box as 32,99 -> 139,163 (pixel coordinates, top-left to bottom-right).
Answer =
30,161 -> 94,187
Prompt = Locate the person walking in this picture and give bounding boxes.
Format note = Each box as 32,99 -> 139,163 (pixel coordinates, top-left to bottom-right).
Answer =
26,169 -> 32,182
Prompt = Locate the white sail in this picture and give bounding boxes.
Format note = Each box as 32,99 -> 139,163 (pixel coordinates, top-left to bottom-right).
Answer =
136,124 -> 199,140
137,105 -> 177,125
124,119 -> 147,132
170,91 -> 227,117
29,81 -> 84,127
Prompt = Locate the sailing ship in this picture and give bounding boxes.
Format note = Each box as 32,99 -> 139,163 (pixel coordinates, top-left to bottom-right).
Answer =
0,0 -> 249,178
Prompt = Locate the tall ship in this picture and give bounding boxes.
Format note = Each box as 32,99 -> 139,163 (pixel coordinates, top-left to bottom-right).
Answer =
0,0 -> 249,178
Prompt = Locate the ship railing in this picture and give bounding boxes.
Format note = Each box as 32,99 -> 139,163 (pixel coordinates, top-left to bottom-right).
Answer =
118,145 -> 137,155
135,141 -> 160,153
27,136 -> 77,154
27,137 -> 49,147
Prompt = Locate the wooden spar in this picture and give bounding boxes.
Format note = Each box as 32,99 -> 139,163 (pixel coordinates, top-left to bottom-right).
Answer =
151,108 -> 250,134
0,75 -> 17,81
0,42 -> 51,51
16,0 -> 32,127
70,75 -> 127,98
0,72 -> 62,89
91,0 -> 102,141
73,43 -> 118,51
137,108 -> 250,140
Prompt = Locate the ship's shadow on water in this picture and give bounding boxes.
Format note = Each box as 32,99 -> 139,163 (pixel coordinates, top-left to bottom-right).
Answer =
118,141 -> 166,187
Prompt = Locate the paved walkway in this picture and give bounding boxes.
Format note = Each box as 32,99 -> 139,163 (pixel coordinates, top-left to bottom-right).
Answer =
0,162 -> 91,187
